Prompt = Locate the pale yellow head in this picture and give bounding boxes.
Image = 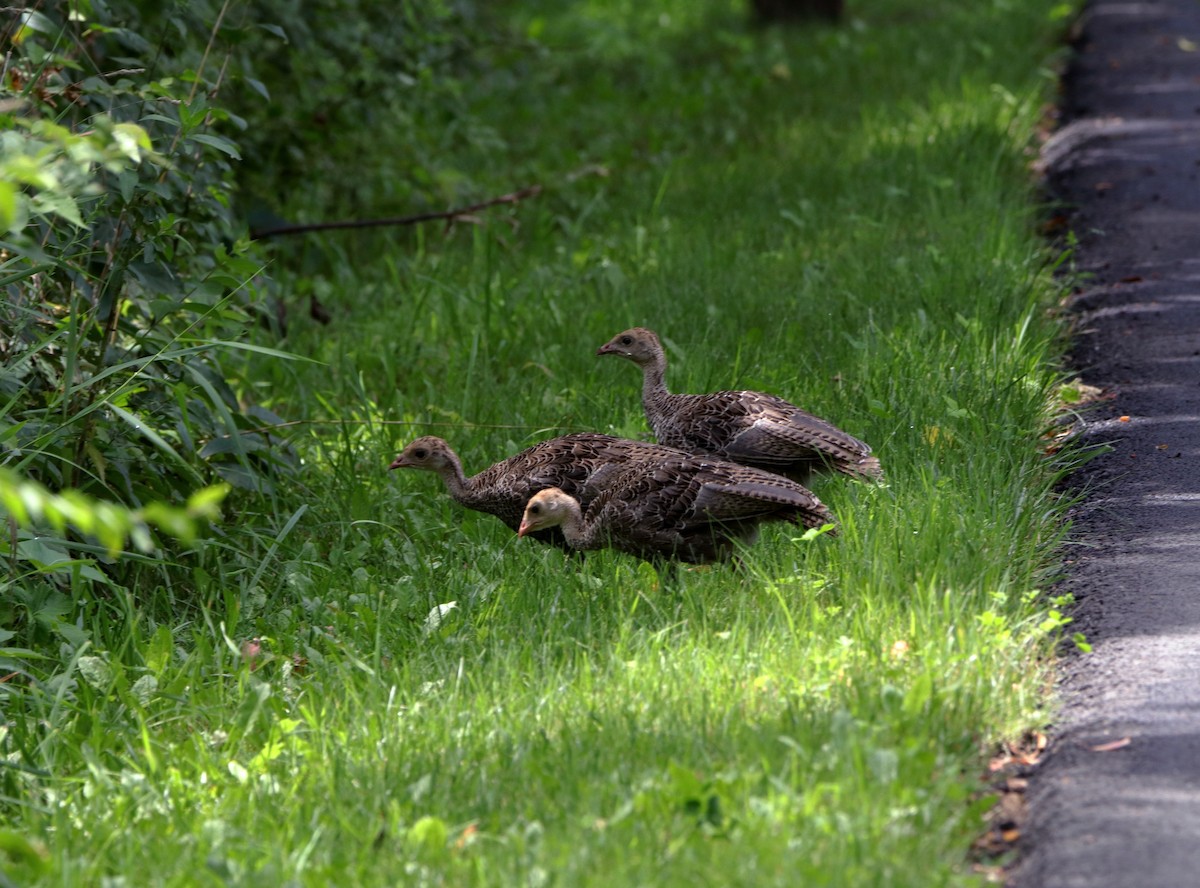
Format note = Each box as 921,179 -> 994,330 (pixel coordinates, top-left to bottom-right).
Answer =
517,487 -> 580,537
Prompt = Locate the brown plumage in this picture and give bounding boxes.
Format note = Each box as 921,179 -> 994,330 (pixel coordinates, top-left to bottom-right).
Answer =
597,327 -> 882,483
516,454 -> 835,564
389,433 -> 703,549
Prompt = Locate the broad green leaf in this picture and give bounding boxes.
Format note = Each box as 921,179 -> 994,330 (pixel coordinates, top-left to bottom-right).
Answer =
145,624 -> 174,675
190,133 -> 241,159
77,654 -> 114,691
199,434 -> 267,458
107,403 -> 203,484
245,77 -> 270,100
131,674 -> 158,706
0,180 -> 17,232
140,502 -> 196,543
31,190 -> 85,227
17,537 -> 72,567
112,122 -> 152,162
187,483 -> 231,515
13,10 -> 54,44
257,23 -> 288,41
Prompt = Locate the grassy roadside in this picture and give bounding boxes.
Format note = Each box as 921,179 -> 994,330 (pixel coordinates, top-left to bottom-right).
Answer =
3,1 -> 1082,884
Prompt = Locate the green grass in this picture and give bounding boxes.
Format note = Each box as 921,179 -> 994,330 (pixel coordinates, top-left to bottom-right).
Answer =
2,0 -> 1084,884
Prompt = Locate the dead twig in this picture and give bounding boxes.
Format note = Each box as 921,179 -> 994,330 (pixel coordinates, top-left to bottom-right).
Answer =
249,185 -> 543,240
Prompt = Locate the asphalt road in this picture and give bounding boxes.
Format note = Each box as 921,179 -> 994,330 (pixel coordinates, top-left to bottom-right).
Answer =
1010,1 -> 1200,886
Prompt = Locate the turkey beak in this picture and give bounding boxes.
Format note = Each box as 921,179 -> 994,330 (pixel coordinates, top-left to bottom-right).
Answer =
387,456 -> 408,470
596,343 -> 612,356
517,519 -> 532,537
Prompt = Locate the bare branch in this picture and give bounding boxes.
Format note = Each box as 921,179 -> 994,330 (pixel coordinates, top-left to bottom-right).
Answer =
249,185 -> 544,240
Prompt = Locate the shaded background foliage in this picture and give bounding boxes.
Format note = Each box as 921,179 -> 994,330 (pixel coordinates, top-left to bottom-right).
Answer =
0,0 -> 523,643
118,0 -> 491,227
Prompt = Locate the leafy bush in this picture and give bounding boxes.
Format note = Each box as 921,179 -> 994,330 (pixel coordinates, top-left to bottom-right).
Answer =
0,3 -> 294,630
117,0 -> 494,227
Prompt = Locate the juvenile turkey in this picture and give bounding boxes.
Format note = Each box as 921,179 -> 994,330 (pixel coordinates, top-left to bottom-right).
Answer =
597,327 -> 882,483
389,433 -> 698,549
516,454 -> 835,564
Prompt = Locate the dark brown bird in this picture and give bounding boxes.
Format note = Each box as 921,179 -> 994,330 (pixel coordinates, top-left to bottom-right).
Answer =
389,433 -> 701,549
516,453 -> 835,564
597,327 -> 882,483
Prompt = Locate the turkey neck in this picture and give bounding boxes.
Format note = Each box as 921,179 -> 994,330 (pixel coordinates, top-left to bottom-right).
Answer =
435,450 -> 473,501
556,499 -> 594,549
640,350 -> 672,416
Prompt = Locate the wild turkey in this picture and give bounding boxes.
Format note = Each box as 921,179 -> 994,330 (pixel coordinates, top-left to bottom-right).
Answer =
389,433 -> 701,549
516,453 -> 835,564
597,327 -> 882,483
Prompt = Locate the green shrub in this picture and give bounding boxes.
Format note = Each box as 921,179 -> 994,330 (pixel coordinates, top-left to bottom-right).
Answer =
0,3 -> 294,631
117,0 -> 494,227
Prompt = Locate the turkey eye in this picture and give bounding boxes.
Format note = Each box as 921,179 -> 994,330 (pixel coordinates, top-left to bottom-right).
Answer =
414,448 -> 428,459
531,505 -> 541,514
621,336 -> 633,345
